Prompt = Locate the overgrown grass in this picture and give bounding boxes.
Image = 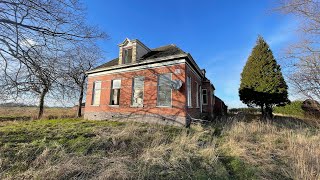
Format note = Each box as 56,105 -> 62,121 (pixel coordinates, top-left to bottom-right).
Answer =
218,115 -> 320,180
0,119 -> 228,179
0,115 -> 319,179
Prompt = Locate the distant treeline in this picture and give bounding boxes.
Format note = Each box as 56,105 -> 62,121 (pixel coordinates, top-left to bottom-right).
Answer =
229,108 -> 260,114
0,103 -> 37,107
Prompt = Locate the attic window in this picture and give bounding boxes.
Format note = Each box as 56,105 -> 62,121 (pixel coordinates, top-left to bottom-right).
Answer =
123,48 -> 132,64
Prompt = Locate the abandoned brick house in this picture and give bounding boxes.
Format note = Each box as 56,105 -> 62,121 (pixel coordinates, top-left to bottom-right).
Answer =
84,38 -> 226,126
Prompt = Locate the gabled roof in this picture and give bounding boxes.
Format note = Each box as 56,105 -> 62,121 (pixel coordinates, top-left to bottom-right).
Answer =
91,44 -> 186,71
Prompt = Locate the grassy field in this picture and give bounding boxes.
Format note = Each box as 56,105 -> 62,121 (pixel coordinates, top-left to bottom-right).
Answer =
0,114 -> 319,179
0,107 -> 76,120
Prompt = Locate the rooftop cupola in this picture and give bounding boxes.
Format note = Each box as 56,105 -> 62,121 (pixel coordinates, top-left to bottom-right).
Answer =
118,38 -> 150,65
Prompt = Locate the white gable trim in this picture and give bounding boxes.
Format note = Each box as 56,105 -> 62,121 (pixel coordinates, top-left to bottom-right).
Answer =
118,38 -> 131,46
88,59 -> 186,77
87,54 -> 187,74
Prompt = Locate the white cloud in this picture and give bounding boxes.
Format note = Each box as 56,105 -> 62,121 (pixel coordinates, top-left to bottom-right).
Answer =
21,38 -> 37,47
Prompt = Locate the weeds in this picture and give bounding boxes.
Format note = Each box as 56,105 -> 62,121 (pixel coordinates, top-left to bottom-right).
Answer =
218,116 -> 320,180
0,119 -> 227,179
0,115 -> 319,179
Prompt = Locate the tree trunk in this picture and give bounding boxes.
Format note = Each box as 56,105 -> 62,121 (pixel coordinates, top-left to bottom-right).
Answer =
37,88 -> 48,119
265,104 -> 273,120
76,76 -> 86,118
260,104 -> 266,120
77,84 -> 84,118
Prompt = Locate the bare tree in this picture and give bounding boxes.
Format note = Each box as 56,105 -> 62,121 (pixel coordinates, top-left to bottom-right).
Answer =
24,47 -> 60,118
0,0 -> 106,118
62,44 -> 102,117
277,0 -> 320,101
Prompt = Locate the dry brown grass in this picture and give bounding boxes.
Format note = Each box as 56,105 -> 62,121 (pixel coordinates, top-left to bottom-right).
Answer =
0,106 -> 76,120
219,116 -> 320,180
0,119 -> 228,179
0,110 -> 319,179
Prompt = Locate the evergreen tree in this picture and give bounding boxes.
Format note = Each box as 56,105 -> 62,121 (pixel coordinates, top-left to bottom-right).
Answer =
239,36 -> 289,119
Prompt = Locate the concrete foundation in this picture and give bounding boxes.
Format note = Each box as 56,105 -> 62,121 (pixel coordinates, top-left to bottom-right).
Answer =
84,112 -> 187,127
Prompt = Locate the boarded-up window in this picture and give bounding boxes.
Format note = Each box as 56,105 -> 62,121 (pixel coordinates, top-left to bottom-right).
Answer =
187,76 -> 192,107
157,73 -> 172,107
202,89 -> 208,105
123,48 -> 132,64
132,76 -> 144,106
92,81 -> 101,105
110,79 -> 121,105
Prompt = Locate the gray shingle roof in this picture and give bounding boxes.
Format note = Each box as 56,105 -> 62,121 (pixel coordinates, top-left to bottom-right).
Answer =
92,44 -> 186,71
141,44 -> 186,60
93,58 -> 119,70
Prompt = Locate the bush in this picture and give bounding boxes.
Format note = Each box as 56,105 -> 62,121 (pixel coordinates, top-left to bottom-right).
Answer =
273,101 -> 304,117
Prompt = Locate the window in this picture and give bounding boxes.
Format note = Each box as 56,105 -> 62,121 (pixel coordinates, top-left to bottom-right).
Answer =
202,89 -> 208,105
110,79 -> 121,105
132,76 -> 144,107
187,76 -> 192,107
92,81 -> 101,105
123,48 -> 132,64
196,82 -> 199,107
157,73 -> 172,107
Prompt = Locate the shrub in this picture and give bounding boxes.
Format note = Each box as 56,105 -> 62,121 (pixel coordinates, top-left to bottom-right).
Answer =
273,101 -> 304,117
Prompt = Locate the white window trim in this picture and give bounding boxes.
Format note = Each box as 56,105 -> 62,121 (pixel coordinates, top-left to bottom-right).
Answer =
202,89 -> 208,105
187,76 -> 192,107
110,79 -> 121,106
91,81 -> 101,106
131,76 -> 145,107
123,47 -> 133,64
195,82 -> 199,108
156,73 -> 172,108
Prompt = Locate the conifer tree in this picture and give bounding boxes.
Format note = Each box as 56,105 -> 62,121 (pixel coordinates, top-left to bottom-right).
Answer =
239,36 -> 289,119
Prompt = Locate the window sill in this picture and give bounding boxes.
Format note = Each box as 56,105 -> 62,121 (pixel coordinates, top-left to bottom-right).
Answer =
91,105 -> 100,107
109,105 -> 119,107
156,106 -> 172,108
130,105 -> 144,108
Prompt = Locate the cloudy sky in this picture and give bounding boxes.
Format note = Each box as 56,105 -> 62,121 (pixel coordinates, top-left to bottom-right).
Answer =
83,0 -> 299,108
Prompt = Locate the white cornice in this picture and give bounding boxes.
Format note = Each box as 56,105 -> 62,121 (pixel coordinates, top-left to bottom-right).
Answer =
118,38 -> 130,46
87,52 -> 205,81
87,54 -> 188,74
88,59 -> 187,77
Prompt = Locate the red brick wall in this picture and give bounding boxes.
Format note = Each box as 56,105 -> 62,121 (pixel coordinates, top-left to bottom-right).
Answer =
85,63 -> 187,118
201,81 -> 214,118
185,65 -> 202,119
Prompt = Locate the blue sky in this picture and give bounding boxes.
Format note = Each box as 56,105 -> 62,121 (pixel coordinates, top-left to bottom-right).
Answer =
84,0 -> 299,108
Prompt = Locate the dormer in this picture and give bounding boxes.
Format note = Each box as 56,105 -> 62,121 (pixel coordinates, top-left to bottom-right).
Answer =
118,38 -> 150,65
